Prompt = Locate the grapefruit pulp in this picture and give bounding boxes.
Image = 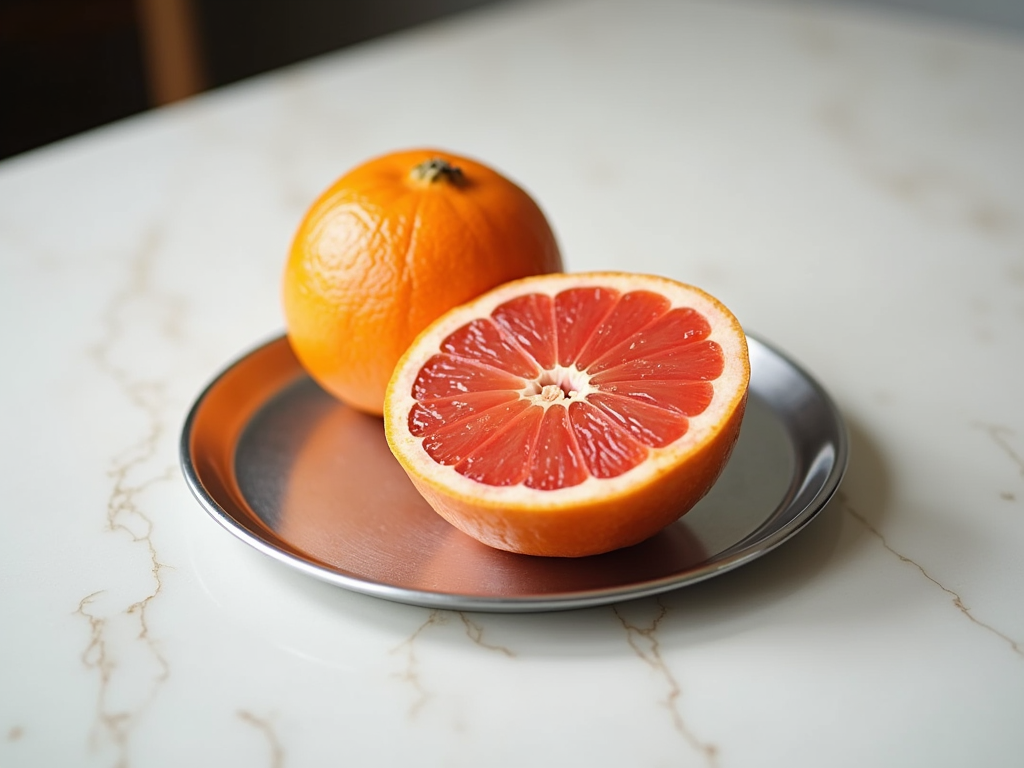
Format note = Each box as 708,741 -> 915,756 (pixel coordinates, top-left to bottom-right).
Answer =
383,272 -> 750,557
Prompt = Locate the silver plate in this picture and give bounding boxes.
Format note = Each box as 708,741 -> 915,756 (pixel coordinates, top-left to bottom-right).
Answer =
180,333 -> 847,612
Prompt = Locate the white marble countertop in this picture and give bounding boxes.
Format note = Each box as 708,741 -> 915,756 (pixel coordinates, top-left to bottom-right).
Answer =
2,0 -> 1023,766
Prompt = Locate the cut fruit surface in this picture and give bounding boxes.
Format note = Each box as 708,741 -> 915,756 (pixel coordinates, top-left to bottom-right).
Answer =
384,272 -> 750,557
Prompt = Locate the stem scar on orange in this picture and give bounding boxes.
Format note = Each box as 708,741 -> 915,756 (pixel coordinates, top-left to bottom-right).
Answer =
384,272 -> 751,558
283,149 -> 563,416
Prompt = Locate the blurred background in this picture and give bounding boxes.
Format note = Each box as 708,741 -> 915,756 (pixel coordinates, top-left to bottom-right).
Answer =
2,0 -> 1022,161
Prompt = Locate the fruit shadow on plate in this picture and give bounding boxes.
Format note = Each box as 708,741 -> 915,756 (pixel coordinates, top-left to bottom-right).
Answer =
234,378 -> 793,598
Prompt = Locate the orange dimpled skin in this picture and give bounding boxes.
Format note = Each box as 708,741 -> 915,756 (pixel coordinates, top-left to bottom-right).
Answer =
282,149 -> 563,415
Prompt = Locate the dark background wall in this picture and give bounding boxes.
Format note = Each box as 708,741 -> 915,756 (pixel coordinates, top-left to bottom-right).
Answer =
198,0 -> 492,87
1,0 -> 148,160
2,0 -> 1022,162
0,0 -> 494,160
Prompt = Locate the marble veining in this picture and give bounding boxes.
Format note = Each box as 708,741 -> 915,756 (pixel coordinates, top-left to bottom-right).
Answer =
238,711 -> 285,768
75,223 -> 183,766
816,95 -> 1019,242
457,612 -> 515,658
393,610 -> 516,718
977,422 -> 1024,478
613,600 -> 719,767
799,20 -> 1023,246
840,495 -> 1024,659
392,610 -> 447,717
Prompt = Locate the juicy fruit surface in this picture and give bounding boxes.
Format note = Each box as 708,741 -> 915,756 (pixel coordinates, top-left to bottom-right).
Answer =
282,148 -> 562,415
409,287 -> 724,489
384,272 -> 750,558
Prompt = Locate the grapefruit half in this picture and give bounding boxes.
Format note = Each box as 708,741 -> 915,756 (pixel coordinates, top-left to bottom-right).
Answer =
383,272 -> 750,557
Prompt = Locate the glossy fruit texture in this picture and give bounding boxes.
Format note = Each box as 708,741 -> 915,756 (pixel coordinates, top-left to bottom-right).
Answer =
384,272 -> 750,557
283,149 -> 563,415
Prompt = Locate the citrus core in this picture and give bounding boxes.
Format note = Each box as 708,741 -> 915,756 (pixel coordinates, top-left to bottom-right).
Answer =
384,272 -> 750,557
283,149 -> 562,415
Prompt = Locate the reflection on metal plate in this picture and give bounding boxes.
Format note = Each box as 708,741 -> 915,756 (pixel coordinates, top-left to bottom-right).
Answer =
180,334 -> 847,612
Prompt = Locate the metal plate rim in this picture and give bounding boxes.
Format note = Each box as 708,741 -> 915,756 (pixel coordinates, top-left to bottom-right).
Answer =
180,332 -> 848,613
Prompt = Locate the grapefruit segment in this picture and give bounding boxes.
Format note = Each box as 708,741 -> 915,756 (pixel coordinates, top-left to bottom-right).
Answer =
574,290 -> 672,368
411,354 -> 526,400
586,306 -> 711,373
554,287 -> 619,366
491,293 -> 558,369
589,339 -> 725,382
597,379 -> 714,415
384,271 -> 750,557
409,390 -> 521,436
420,398 -> 533,465
525,406 -> 589,491
567,401 -> 649,479
587,393 -> 689,448
456,405 -> 545,485
440,318 -> 541,379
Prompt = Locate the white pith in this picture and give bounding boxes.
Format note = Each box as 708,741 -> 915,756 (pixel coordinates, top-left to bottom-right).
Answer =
384,272 -> 750,512
520,364 -> 596,406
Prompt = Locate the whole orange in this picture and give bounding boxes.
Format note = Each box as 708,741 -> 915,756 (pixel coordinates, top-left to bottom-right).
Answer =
282,148 -> 563,415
